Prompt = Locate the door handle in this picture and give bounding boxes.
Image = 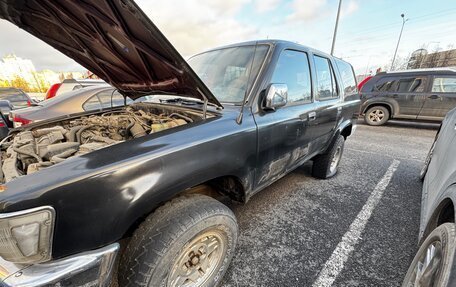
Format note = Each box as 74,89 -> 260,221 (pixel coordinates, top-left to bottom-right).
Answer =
308,112 -> 317,121
428,94 -> 440,100
392,94 -> 399,99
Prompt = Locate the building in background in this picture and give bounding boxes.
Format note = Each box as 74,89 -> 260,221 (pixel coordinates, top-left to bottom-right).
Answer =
407,49 -> 456,69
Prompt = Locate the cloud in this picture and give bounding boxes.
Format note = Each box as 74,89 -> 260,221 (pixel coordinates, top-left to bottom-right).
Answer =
136,0 -> 258,57
341,0 -> 359,18
254,0 -> 282,13
287,0 -> 328,23
0,20 -> 82,71
0,1 -> 258,71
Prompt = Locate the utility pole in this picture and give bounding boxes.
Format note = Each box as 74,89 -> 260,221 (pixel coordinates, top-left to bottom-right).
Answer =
331,0 -> 342,55
390,13 -> 408,70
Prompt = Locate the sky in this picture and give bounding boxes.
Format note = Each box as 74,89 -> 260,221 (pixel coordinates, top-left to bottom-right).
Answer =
0,0 -> 455,75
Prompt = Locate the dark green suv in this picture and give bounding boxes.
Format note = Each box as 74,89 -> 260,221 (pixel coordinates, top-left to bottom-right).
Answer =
359,68 -> 456,126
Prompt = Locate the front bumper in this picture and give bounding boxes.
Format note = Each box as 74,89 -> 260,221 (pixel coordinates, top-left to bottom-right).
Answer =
0,243 -> 119,287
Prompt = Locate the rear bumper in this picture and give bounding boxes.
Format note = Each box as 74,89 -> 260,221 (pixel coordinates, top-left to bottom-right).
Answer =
0,243 -> 119,287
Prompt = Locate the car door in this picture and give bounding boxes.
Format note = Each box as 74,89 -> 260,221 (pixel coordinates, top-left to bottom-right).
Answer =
309,54 -> 340,147
254,49 -> 316,188
418,75 -> 456,120
392,76 -> 429,118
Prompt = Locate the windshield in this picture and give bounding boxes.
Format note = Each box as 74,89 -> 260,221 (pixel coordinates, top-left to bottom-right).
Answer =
188,45 -> 269,103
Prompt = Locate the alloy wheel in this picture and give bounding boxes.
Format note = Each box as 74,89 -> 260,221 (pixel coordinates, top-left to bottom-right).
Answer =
406,241 -> 442,287
368,109 -> 385,123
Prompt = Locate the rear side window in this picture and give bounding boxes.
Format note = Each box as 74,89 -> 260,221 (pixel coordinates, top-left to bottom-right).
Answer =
335,59 -> 357,97
97,90 -> 126,108
374,76 -> 428,93
82,95 -> 102,111
314,55 -> 338,100
373,77 -> 398,92
271,50 -> 312,103
432,77 -> 456,93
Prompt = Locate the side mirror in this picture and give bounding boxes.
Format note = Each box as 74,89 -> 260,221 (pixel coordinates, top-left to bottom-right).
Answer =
264,83 -> 288,110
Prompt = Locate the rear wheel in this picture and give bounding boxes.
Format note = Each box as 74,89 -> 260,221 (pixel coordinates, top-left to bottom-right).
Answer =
364,106 -> 390,126
312,135 -> 345,179
402,223 -> 456,287
119,194 -> 238,287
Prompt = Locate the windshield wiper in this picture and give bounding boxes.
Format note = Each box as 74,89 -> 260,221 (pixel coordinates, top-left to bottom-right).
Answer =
159,97 -> 219,109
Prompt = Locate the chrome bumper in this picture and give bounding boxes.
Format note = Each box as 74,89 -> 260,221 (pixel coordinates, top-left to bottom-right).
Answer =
0,243 -> 119,287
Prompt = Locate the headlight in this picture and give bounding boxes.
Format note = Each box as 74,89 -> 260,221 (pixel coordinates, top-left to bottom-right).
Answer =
0,206 -> 55,264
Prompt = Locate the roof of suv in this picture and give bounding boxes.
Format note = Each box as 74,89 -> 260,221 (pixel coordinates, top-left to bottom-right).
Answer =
377,67 -> 456,77
191,39 -> 346,63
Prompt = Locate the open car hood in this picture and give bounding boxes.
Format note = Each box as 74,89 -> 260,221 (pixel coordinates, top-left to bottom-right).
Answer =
0,0 -> 222,107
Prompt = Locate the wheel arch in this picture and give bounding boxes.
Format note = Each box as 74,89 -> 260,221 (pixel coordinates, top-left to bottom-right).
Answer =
120,174 -> 246,240
421,197 -> 455,244
340,124 -> 352,139
363,102 -> 394,119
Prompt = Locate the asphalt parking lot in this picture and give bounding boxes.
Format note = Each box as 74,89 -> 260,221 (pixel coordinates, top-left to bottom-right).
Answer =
221,120 -> 439,287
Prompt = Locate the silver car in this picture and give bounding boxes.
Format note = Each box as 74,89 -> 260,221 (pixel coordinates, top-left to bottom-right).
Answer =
11,85 -> 130,127
402,107 -> 456,286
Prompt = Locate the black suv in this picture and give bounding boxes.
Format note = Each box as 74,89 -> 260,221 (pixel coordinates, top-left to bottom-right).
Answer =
0,0 -> 359,286
359,68 -> 456,125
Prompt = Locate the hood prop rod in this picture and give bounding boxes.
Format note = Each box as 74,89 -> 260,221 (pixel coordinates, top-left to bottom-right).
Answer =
197,88 -> 208,119
236,42 -> 258,125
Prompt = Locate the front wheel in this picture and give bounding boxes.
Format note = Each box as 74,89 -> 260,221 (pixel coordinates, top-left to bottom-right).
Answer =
402,223 -> 456,287
119,194 -> 238,287
312,135 -> 345,179
364,106 -> 390,126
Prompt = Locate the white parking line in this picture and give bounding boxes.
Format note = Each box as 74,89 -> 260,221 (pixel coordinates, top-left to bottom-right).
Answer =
312,159 -> 400,287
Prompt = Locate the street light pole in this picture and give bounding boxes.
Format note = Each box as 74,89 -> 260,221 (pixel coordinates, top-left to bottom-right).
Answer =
331,0 -> 342,55
390,13 -> 408,70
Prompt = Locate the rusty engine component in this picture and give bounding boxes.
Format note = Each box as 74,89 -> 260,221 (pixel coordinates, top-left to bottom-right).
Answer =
0,107 -> 190,183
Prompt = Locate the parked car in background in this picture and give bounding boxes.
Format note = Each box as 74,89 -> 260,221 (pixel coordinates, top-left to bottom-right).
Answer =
11,85 -> 132,127
0,87 -> 35,109
0,0 -> 359,286
359,68 -> 456,126
45,78 -> 106,100
357,75 -> 372,91
0,104 -> 10,139
0,100 -> 14,127
402,108 -> 456,286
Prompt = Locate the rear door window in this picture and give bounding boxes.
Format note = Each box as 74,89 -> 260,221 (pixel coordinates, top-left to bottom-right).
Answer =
313,55 -> 338,100
431,77 -> 456,93
335,59 -> 357,97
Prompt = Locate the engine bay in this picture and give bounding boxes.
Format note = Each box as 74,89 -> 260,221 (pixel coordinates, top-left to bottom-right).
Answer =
0,104 -> 203,183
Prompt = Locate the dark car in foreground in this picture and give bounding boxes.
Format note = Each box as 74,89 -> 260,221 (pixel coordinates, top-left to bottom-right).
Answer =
11,85 -> 131,127
360,68 -> 456,126
0,1 -> 359,286
402,108 -> 456,286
